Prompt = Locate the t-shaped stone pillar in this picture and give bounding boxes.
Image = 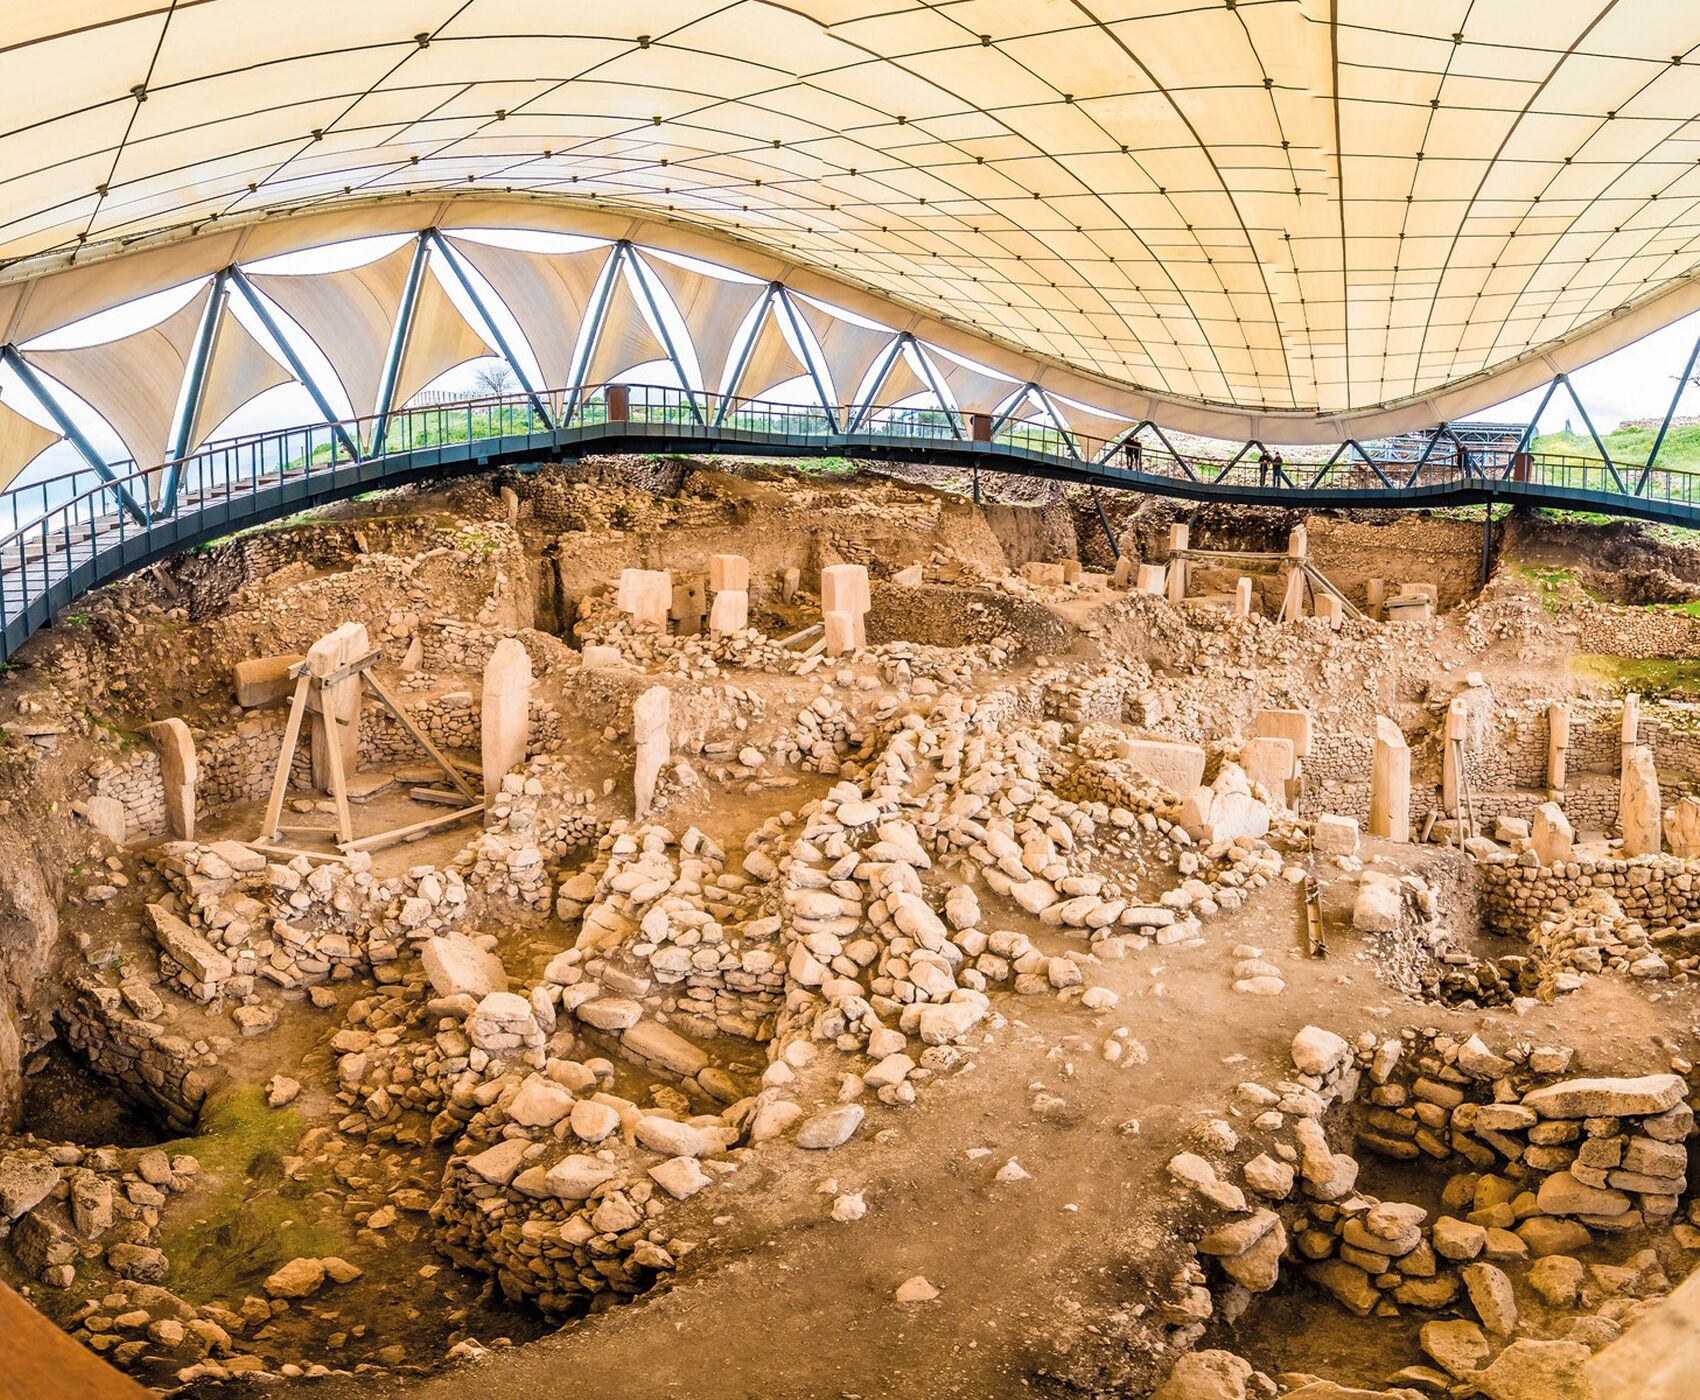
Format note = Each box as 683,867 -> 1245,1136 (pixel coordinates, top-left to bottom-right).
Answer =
820,564 -> 870,648
306,621 -> 367,792
481,637 -> 532,800
1547,702 -> 1569,795
1368,716 -> 1410,842
709,554 -> 750,593
1135,563 -> 1166,595
633,685 -> 671,820
1166,522 -> 1189,603
1441,696 -> 1470,817
1233,577 -> 1252,617
708,589 -> 749,635
616,568 -> 673,630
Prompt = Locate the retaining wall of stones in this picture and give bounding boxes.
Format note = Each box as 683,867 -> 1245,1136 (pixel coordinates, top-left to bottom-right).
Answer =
58,976 -> 213,1134
1480,850 -> 1700,936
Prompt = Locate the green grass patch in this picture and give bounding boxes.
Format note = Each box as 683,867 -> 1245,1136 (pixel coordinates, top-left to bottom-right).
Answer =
158,1086 -> 342,1300
1572,654 -> 1700,696
1533,423 -> 1700,473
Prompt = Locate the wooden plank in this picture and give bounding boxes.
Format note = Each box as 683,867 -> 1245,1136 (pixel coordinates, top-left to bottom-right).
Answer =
409,786 -> 469,806
364,670 -> 478,800
258,672 -> 312,841
0,1278 -> 154,1400
246,838 -> 348,864
320,707 -> 356,848
340,802 -> 483,853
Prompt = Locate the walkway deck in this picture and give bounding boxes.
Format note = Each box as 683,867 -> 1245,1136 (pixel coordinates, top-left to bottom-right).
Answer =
2,385 -> 1691,661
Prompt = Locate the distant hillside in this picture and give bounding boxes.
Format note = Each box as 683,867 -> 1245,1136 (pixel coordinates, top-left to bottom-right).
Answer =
1532,423 -> 1700,472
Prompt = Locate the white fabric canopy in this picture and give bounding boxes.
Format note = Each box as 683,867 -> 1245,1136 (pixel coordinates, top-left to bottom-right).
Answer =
792,298 -> 897,409
0,396 -> 61,492
249,243 -> 416,419
730,309 -> 807,401
640,257 -> 768,393
6,5 -> 1700,430
583,270 -> 669,386
924,346 -> 1025,418
27,284 -> 211,489
447,236 -> 609,392
393,265 -> 493,409
191,301 -> 293,448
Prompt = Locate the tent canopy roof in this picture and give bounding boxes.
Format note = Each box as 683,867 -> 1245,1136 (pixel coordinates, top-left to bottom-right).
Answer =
4,2 -> 1700,436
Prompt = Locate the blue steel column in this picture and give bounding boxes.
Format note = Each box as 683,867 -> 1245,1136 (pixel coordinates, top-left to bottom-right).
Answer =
1640,330 -> 1700,492
1,344 -> 149,526
625,248 -> 705,426
368,233 -> 431,455
713,286 -> 775,427
773,287 -> 840,433
564,243 -> 627,425
909,337 -> 963,439
159,268 -> 229,515
227,269 -> 361,463
426,230 -> 553,429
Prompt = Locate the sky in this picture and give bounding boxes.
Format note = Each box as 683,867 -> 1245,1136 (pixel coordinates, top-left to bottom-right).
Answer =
6,229 -> 1700,494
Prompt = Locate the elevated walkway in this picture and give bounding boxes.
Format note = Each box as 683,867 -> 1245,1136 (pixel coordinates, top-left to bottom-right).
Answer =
2,383 -> 1693,662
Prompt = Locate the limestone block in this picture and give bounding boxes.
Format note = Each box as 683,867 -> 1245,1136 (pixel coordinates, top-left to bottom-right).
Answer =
84,795 -> 127,843
1667,795 -> 1700,858
1233,577 -> 1252,617
145,716 -> 198,840
1368,716 -> 1410,842
1061,559 -> 1082,584
234,653 -> 304,708
1166,523 -> 1189,602
1021,561 -> 1066,586
1531,802 -> 1574,865
823,610 -> 857,657
821,564 -> 869,645
633,685 -> 671,820
1314,813 -> 1359,856
1620,745 -> 1662,856
1621,692 -> 1640,751
670,577 -> 706,635
1135,563 -> 1167,595
1365,577 -> 1386,618
305,622 -> 367,791
581,645 -> 622,668
1287,525 -> 1308,558
500,485 -> 520,527
892,564 -> 924,586
1255,708 -> 1312,759
1384,595 -> 1433,622
1442,696 -> 1470,817
1119,738 -> 1206,795
708,589 -> 749,636
1111,557 -> 1133,587
1180,765 -> 1270,844
1280,567 -> 1306,620
782,566 -> 800,601
422,932 -> 508,1000
1399,581 -> 1439,603
1241,736 -> 1295,803
481,638 -> 532,799
616,568 -> 673,629
1315,593 -> 1343,628
1548,702 -> 1570,792
708,553 -> 750,593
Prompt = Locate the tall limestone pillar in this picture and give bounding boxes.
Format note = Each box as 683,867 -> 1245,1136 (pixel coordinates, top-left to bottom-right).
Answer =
306,622 -> 367,792
481,638 -> 533,800
1441,697 -> 1469,817
1368,716 -> 1410,842
1166,522 -> 1189,603
633,685 -> 671,820
1620,745 -> 1662,856
146,718 -> 198,840
1546,702 -> 1569,795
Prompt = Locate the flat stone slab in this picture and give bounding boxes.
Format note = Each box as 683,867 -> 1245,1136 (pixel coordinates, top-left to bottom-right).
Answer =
1521,1074 -> 1688,1120
421,932 -> 508,1000
622,1020 -> 708,1076
343,771 -> 396,803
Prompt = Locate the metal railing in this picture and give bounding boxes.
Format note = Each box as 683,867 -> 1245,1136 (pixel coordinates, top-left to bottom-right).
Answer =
1,380 -> 1693,661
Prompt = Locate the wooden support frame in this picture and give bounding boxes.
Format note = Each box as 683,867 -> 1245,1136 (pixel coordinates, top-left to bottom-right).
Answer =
249,644 -> 480,860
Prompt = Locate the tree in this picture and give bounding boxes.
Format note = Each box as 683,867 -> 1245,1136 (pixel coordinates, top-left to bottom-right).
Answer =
471,360 -> 516,399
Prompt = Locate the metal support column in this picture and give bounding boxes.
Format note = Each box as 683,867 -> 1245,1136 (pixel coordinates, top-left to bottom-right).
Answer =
1,344 -> 150,526
847,335 -> 906,431
1640,329 -> 1700,492
1092,486 -> 1119,558
909,337 -> 963,439
625,245 -> 704,425
713,285 -> 774,427
160,268 -> 229,515
368,233 -> 431,455
774,287 -> 840,432
425,229 -> 553,429
226,268 -> 362,463
563,242 -> 626,425
1033,387 -> 1082,459
1556,375 -> 1626,494
1480,501 -> 1494,589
